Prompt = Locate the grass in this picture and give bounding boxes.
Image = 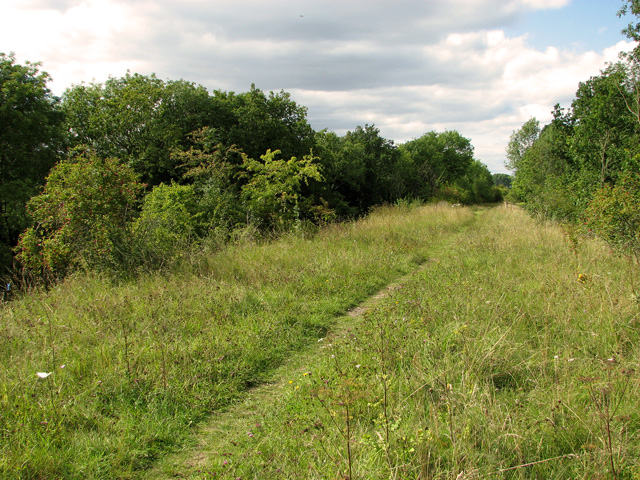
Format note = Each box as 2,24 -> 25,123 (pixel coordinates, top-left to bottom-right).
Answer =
158,206 -> 640,479
0,203 -> 474,479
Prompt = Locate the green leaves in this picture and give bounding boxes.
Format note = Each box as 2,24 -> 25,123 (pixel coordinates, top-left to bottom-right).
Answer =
16,149 -> 144,276
0,53 -> 65,262
240,149 -> 324,228
584,170 -> 640,261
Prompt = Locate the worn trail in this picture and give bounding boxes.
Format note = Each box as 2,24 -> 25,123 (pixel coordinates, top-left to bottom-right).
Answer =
146,258 -> 440,479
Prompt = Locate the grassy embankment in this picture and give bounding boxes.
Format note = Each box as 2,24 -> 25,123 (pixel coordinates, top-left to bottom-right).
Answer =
1,203 -> 475,479
154,206 -> 640,479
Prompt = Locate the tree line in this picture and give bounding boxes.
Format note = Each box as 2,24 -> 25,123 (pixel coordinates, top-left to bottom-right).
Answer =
507,1 -> 640,266
1,54 -> 503,283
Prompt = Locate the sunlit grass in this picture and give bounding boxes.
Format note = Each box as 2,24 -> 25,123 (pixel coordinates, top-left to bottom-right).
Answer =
183,207 -> 640,479
0,203 -> 474,478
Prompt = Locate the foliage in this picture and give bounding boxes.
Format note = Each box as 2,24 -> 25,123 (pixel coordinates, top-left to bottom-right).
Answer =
63,73 -> 217,185
570,66 -> 639,189
239,149 -> 324,229
510,62 -> 640,222
619,0 -> 640,52
511,122 -> 576,219
505,117 -> 540,173
584,171 -> 640,262
133,183 -> 205,263
492,173 -> 513,188
177,127 -> 247,231
15,149 -> 144,277
451,160 -> 502,204
220,84 -> 316,162
400,130 -> 474,198
0,53 -> 66,270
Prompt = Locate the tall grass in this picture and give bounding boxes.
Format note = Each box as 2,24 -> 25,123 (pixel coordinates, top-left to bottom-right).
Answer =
184,207 -> 640,479
0,203 -> 473,479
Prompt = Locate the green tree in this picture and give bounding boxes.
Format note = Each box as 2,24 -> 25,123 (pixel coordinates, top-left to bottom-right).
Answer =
619,0 -> 640,48
505,118 -> 540,173
133,183 -> 205,265
510,122 -> 575,219
178,127 -> 247,230
16,149 -> 143,278
341,125 -> 400,209
453,160 -> 501,204
0,53 -> 65,269
310,129 -> 362,217
584,171 -> 640,262
400,130 -> 474,198
63,74 -> 220,185
492,173 -> 513,188
570,67 -> 638,190
584,170 -> 640,294
221,85 -> 315,162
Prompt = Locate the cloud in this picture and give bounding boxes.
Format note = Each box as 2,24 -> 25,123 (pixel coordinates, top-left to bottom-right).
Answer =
0,0 -> 633,173
521,0 -> 570,9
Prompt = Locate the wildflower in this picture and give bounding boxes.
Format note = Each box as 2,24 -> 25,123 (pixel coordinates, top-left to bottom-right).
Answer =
355,364 -> 361,369
288,380 -> 293,384
36,372 -> 52,379
577,273 -> 588,283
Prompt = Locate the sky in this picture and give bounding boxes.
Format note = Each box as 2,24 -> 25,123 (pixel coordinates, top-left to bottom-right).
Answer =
1,0 -> 635,174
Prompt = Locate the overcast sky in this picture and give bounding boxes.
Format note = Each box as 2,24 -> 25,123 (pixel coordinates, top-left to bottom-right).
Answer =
2,0 -> 634,173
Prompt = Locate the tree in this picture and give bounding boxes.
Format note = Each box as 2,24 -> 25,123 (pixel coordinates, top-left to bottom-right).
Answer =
511,123 -> 575,219
492,173 -> 513,188
505,118 -> 540,173
584,171 -> 640,262
16,149 -> 144,278
400,130 -> 474,198
221,85 -> 315,162
451,160 -> 501,204
570,67 -> 639,189
619,0 -> 640,48
63,74 -> 220,185
0,53 -> 65,269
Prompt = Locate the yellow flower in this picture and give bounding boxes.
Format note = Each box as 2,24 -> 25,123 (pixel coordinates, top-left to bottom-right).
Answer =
577,273 -> 588,283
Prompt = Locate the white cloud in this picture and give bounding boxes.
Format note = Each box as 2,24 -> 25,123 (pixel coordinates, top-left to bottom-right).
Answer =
521,0 -> 570,9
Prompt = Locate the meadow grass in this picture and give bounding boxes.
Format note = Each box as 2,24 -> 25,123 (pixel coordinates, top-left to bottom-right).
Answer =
176,207 -> 640,479
0,203 -> 474,479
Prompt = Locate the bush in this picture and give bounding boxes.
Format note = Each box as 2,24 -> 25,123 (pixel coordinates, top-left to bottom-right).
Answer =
133,183 -> 206,264
16,149 -> 144,278
583,171 -> 640,262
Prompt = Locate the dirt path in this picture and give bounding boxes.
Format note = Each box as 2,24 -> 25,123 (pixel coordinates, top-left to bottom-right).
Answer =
146,260 -> 437,479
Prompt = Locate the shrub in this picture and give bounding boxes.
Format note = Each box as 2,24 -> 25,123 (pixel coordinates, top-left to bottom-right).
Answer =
133,183 -> 206,263
16,149 -> 144,278
583,171 -> 640,262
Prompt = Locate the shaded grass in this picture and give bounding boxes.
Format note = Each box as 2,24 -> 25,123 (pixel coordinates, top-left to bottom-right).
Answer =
189,207 -> 640,479
0,203 -> 473,479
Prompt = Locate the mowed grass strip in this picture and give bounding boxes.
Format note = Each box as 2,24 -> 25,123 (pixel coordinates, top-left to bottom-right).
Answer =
186,207 -> 640,479
0,204 -> 473,479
